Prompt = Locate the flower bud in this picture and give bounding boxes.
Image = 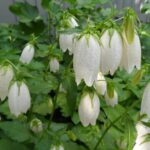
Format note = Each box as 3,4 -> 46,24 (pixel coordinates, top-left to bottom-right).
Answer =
120,31 -> 141,73
73,34 -> 101,86
0,65 -> 14,101
100,29 -> 123,75
105,90 -> 118,107
49,58 -> 59,73
8,81 -> 31,117
94,72 -> 107,95
78,92 -> 100,127
20,43 -> 35,64
30,118 -> 43,133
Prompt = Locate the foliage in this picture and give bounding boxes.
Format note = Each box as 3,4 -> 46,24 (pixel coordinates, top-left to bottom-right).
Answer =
0,0 -> 150,150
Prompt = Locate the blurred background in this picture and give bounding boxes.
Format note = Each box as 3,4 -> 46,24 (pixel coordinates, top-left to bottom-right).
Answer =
0,0 -> 150,23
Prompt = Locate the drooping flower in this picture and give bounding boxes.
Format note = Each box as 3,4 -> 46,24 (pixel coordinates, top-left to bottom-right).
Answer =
8,81 -> 31,117
73,34 -> 101,86
105,90 -> 118,107
59,33 -> 76,55
140,82 -> 150,118
0,65 -> 14,101
30,118 -> 43,133
59,15 -> 78,54
100,29 -> 123,75
94,72 -> 107,95
120,31 -> 141,73
78,92 -> 100,127
133,82 -> 150,150
20,43 -> 35,64
133,123 -> 150,150
49,58 -> 59,73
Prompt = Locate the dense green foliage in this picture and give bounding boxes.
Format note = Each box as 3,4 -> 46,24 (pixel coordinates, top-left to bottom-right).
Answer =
0,0 -> 150,150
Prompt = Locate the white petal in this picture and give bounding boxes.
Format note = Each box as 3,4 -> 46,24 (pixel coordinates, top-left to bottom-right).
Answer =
8,81 -> 31,117
140,82 -> 150,118
49,58 -> 59,73
18,82 -> 31,114
69,17 -> 78,28
73,35 -> 101,86
120,31 -> 141,73
100,30 -> 123,75
90,94 -> 100,125
105,90 -> 118,107
59,33 -> 76,54
8,82 -> 20,116
94,72 -> 107,95
79,94 -> 93,126
20,44 -> 35,64
133,123 -> 150,150
59,145 -> 64,150
78,93 -> 100,127
0,66 -> 14,101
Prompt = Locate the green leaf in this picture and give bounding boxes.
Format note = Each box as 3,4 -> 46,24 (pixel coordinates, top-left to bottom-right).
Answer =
107,81 -> 114,98
0,139 -> 30,150
131,69 -> 145,85
64,141 -> 86,150
0,121 -> 31,142
33,99 -> 53,115
125,15 -> 135,44
9,2 -> 39,23
27,73 -> 58,94
56,93 -> 72,117
62,73 -> 77,116
124,116 -> 136,150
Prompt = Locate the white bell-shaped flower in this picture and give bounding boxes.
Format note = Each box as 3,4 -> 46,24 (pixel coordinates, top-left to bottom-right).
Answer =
8,81 -> 31,117
30,118 -> 43,133
20,43 -> 35,64
133,82 -> 150,150
94,72 -> 107,95
100,29 -> 123,75
133,123 -> 150,150
120,31 -> 141,73
78,92 -> 100,127
73,34 -> 101,86
105,90 -> 118,107
49,58 -> 59,73
140,82 -> 150,118
59,33 -> 76,55
0,65 -> 14,101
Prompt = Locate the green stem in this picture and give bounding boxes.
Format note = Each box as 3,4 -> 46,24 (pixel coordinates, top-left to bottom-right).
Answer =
94,112 -> 126,150
47,85 -> 60,129
94,101 -> 138,150
5,59 -> 18,71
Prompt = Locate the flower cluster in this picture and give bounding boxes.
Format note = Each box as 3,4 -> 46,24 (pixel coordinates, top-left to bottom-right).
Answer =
59,12 -> 141,126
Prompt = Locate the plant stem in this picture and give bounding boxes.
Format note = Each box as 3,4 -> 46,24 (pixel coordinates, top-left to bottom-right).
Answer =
47,85 -> 60,129
94,101 -> 138,150
94,112 -> 126,150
